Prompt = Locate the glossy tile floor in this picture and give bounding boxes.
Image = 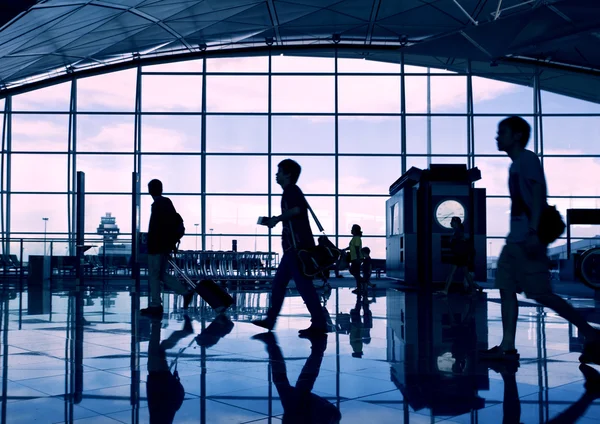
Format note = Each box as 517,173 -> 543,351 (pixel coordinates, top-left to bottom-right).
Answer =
1,280 -> 599,423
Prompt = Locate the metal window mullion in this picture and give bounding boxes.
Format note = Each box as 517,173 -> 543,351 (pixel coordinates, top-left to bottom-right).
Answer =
533,72 -> 540,157
535,73 -> 544,170
400,53 -> 406,174
68,78 -> 78,255
0,104 -> 7,254
426,68 -> 431,167
4,98 -> 11,256
268,51 -> 272,259
201,57 -> 207,250
135,65 -> 142,244
334,48 -> 339,247
467,62 -> 474,169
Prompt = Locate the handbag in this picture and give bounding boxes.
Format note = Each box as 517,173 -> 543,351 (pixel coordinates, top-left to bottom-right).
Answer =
291,202 -> 341,278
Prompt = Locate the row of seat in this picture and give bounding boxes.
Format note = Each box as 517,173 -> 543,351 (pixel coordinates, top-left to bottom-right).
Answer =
169,250 -> 279,281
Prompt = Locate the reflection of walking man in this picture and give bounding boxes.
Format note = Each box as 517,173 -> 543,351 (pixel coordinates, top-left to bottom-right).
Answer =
481,117 -> 600,362
252,332 -> 341,424
141,179 -> 193,317
252,160 -> 327,337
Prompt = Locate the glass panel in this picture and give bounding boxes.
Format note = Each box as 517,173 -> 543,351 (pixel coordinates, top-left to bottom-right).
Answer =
338,236 -> 386,260
78,69 -> 137,112
10,194 -> 68,233
12,114 -> 69,152
339,196 -> 386,236
206,56 -> 268,73
544,158 -> 600,197
474,157 -> 510,195
77,115 -> 135,153
487,237 -> 506,260
270,195 -> 335,237
431,117 -> 468,155
472,76 -> 533,114
143,59 -> 203,73
11,154 -> 68,192
270,156 -> 335,195
142,75 -> 202,112
206,156 -> 267,193
141,115 -> 201,153
12,82 -> 70,112
77,154 -> 134,193
271,55 -> 334,73
339,116 -> 400,154
541,91 -> 600,114
206,76 -> 268,113
430,156 -> 469,165
141,155 -> 201,193
206,115 -> 267,153
406,156 -> 428,170
272,116 -> 334,154
542,117 -> 600,154
338,157 -> 402,195
404,76 -> 427,113
337,58 -> 399,73
206,196 -> 269,236
431,76 -> 467,113
272,76 -> 334,113
86,194 -> 132,235
141,194 -> 201,239
486,197 -> 511,238
338,76 -> 400,113
406,116 -> 426,153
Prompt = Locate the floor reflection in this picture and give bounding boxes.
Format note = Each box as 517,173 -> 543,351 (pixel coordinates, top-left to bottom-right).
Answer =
0,281 -> 598,423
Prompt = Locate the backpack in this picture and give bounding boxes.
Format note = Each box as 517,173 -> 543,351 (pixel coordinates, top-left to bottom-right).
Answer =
169,212 -> 185,252
537,205 -> 565,245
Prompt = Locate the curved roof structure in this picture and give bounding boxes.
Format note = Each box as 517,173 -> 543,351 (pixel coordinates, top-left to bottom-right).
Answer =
0,0 -> 599,102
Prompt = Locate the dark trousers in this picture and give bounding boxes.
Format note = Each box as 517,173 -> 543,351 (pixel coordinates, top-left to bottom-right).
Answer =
266,251 -> 326,329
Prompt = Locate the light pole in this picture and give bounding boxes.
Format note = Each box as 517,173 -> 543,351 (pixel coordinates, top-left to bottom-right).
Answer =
194,223 -> 199,251
42,217 -> 49,256
210,228 -> 214,250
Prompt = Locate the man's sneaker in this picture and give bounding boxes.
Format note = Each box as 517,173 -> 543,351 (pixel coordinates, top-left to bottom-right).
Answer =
479,346 -> 520,361
183,292 -> 194,309
251,319 -> 274,331
579,340 -> 600,365
580,364 -> 600,396
298,325 -> 327,338
140,305 -> 163,317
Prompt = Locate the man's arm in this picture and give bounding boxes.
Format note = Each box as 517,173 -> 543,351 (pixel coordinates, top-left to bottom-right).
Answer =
266,206 -> 301,228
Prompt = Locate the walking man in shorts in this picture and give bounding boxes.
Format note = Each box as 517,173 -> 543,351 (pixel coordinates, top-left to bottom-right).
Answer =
481,116 -> 600,363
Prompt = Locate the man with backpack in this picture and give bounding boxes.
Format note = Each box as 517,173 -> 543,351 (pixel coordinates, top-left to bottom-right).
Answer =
480,116 -> 600,363
141,179 -> 193,317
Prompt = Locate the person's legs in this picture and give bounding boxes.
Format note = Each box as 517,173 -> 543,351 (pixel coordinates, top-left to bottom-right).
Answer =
349,260 -> 361,289
147,254 -> 163,307
528,292 -> 599,341
159,254 -> 189,296
499,289 -> 519,351
263,252 -> 294,326
293,260 -> 327,331
442,265 -> 457,294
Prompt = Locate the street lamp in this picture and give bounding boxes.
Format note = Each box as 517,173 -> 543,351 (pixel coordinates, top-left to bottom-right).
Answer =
210,228 -> 214,250
42,217 -> 49,256
194,223 -> 199,251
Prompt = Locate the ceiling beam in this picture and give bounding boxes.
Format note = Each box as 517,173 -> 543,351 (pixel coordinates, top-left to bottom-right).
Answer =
365,0 -> 382,45
266,0 -> 282,45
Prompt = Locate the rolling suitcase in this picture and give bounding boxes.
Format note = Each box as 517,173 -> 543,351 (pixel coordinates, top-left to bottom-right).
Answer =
169,259 -> 234,313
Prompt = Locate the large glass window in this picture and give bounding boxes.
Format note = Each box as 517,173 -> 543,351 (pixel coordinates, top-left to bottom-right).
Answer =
3,55 -> 600,270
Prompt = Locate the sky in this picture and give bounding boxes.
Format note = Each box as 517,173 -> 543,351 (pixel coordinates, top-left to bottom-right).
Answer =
3,55 -> 600,259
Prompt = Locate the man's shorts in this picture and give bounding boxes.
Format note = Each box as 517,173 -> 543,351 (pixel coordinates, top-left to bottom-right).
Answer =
495,242 -> 552,296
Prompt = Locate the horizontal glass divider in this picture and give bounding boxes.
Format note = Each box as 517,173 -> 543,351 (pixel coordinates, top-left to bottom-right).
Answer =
8,110 -> 600,117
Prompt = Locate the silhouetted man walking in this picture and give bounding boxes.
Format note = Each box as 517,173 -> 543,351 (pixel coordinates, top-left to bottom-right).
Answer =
252,159 -> 327,337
